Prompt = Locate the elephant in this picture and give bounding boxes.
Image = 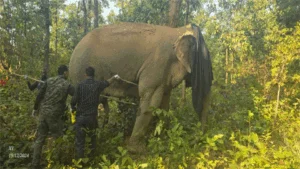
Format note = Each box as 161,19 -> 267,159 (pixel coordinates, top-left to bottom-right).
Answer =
69,22 -> 213,152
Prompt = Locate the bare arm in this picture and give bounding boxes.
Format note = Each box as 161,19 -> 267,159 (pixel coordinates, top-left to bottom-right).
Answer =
99,75 -> 120,90
106,76 -> 115,84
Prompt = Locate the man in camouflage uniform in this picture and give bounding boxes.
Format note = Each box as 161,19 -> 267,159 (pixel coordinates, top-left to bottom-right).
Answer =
31,65 -> 74,168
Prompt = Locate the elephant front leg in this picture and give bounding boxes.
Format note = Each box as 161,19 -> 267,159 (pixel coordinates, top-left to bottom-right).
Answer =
128,87 -> 164,153
148,91 -> 171,133
159,92 -> 171,130
160,91 -> 171,111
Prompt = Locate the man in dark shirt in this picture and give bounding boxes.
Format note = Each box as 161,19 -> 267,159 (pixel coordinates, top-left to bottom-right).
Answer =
71,66 -> 119,159
32,65 -> 74,169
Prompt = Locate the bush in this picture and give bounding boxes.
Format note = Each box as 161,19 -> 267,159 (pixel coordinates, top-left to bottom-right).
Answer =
1,72 -> 300,168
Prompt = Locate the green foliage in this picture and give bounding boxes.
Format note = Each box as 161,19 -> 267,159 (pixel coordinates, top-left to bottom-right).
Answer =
0,75 -> 36,168
111,0 -> 202,26
276,0 -> 300,28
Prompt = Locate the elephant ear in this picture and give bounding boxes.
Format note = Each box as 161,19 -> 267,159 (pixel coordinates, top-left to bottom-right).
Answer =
174,34 -> 197,73
191,24 -> 213,116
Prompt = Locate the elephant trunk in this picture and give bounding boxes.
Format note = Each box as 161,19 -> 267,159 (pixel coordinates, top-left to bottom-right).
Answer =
191,24 -> 213,119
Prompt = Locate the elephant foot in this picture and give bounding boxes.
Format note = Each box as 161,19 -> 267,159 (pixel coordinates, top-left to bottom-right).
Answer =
127,137 -> 146,154
127,145 -> 146,154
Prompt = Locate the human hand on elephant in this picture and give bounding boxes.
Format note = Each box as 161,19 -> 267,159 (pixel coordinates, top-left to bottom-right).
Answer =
113,74 -> 120,79
107,74 -> 121,84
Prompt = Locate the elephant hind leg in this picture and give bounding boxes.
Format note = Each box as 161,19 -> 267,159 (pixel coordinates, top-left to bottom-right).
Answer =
128,87 -> 164,153
118,97 -> 137,140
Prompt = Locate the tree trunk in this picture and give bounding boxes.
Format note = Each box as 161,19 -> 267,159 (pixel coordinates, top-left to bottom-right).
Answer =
1,0 -> 12,70
167,0 -> 184,104
23,3 -> 27,37
88,0 -> 92,29
42,0 -> 50,74
88,0 -> 92,12
55,2 -> 58,56
185,0 -> 189,25
181,0 -> 190,104
231,49 -> 234,83
168,0 -> 183,28
225,47 -> 228,84
274,63 -> 285,125
94,0 -> 99,28
82,0 -> 88,34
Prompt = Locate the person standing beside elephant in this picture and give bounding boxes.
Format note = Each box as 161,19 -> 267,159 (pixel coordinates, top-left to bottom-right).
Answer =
71,66 -> 120,160
31,65 -> 74,169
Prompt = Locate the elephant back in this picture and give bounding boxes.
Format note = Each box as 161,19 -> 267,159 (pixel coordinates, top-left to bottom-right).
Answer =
69,23 -> 177,84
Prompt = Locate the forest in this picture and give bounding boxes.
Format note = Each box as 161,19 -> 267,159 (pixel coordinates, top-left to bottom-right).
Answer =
0,0 -> 299,168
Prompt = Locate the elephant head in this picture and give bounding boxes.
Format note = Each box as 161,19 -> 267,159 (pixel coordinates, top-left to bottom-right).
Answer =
191,24 -> 213,118
174,34 -> 197,74
175,24 -> 213,119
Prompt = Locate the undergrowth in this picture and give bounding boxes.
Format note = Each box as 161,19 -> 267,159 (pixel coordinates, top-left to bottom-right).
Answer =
0,74 -> 299,169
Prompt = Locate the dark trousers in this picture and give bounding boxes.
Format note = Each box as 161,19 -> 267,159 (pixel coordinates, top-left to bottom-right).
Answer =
74,115 -> 98,159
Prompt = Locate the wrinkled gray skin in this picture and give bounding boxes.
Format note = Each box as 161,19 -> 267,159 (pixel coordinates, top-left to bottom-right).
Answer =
69,22 -> 213,152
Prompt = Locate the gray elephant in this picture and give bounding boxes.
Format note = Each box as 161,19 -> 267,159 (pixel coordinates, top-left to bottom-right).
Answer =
69,22 -> 213,152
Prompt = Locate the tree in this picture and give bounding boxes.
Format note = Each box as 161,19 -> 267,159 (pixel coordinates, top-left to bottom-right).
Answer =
113,0 -> 170,24
185,0 -> 189,25
82,0 -> 88,34
168,0 -> 183,27
41,0 -> 51,74
276,0 -> 300,28
166,0 -> 185,103
94,0 -> 99,28
107,10 -> 117,24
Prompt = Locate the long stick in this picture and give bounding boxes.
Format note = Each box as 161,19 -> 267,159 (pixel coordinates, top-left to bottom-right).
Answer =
10,72 -> 45,83
10,72 -> 136,85
119,77 -> 138,86
8,72 -> 137,105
